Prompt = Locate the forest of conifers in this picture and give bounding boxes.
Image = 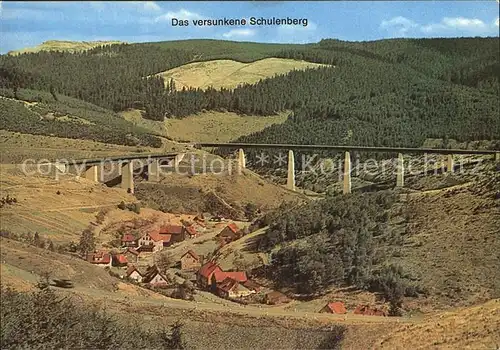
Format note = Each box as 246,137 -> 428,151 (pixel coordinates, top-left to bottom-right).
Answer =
0,38 -> 499,149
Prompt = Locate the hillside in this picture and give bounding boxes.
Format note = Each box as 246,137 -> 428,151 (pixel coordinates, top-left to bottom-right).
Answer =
2,38 -> 497,147
7,40 -> 125,55
164,110 -> 290,143
0,88 -> 163,148
231,161 -> 499,311
154,58 -> 329,91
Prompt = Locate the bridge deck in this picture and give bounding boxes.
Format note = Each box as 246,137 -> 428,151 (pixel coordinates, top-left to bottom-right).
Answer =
195,143 -> 498,155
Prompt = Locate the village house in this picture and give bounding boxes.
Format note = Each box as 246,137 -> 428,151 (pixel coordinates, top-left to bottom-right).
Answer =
126,265 -> 143,282
216,223 -> 241,244
112,254 -> 128,267
353,304 -> 387,316
138,225 -> 187,253
121,233 -> 137,248
197,261 -> 249,291
216,277 -> 255,299
123,247 -> 139,263
264,291 -> 290,305
197,261 -> 224,290
185,225 -> 198,239
142,265 -> 171,288
320,302 -> 347,314
180,250 -> 203,271
87,251 -> 112,267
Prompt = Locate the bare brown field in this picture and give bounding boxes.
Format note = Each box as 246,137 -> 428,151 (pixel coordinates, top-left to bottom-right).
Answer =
8,40 -> 125,55
164,110 -> 290,142
154,58 -> 330,91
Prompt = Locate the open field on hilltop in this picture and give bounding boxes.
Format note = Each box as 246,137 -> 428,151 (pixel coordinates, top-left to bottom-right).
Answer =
7,40 -> 125,55
164,110 -> 290,142
154,58 -> 330,91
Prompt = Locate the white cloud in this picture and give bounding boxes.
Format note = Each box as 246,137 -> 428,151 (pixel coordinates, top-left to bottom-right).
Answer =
154,9 -> 204,22
495,17 -> 499,27
222,29 -> 256,39
380,16 -> 418,36
381,15 -> 498,37
422,17 -> 487,33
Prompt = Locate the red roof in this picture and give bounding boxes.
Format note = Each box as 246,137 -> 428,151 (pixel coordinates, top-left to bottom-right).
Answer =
87,252 -> 111,264
147,231 -> 172,242
224,271 -> 247,283
212,270 -> 247,283
325,302 -> 347,314
114,254 -> 128,264
160,225 -> 184,235
198,261 -> 222,279
185,226 -> 198,237
227,223 -> 239,233
182,250 -> 200,261
121,234 -> 136,242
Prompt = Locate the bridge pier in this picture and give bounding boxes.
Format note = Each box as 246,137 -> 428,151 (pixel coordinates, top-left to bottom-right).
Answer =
446,154 -> 454,173
396,153 -> 404,187
148,159 -> 160,182
84,165 -> 98,182
287,150 -> 295,191
238,149 -> 246,174
343,151 -> 351,194
121,161 -> 134,194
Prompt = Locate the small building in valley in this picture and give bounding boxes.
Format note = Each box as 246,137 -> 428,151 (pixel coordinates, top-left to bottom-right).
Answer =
216,223 -> 241,243
123,247 -> 139,263
121,233 -> 138,247
87,251 -> 112,267
216,277 -> 255,299
142,265 -> 170,288
320,302 -> 347,314
180,250 -> 203,271
126,265 -> 143,282
264,291 -> 290,305
138,225 -> 186,252
112,254 -> 128,267
197,261 -> 224,290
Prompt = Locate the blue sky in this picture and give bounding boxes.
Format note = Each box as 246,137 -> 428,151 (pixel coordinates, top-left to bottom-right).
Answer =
1,1 -> 498,53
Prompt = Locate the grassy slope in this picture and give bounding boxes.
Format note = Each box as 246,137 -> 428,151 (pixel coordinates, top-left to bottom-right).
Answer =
155,58 -> 329,91
7,40 -> 125,55
164,110 -> 290,142
0,88 -> 162,148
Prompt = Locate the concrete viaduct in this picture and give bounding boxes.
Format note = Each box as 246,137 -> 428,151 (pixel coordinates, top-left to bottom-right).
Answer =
49,143 -> 499,195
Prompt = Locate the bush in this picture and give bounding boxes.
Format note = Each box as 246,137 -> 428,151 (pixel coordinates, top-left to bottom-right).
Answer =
0,287 -> 185,349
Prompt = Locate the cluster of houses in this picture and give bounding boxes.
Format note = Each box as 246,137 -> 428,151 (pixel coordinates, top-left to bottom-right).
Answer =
86,221 -> 206,268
